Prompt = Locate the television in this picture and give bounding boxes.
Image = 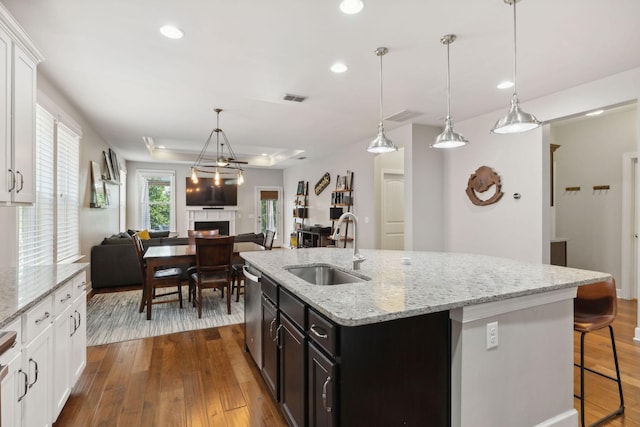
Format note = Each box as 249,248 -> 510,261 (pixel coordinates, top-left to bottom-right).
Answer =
185,177 -> 238,206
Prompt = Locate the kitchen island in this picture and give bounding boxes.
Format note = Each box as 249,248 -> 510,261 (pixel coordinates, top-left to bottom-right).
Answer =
241,248 -> 609,427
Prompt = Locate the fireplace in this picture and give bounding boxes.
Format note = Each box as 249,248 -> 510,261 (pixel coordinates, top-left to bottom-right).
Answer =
195,221 -> 230,236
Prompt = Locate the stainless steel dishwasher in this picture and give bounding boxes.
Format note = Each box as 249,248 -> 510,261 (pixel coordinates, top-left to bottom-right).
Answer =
243,264 -> 262,367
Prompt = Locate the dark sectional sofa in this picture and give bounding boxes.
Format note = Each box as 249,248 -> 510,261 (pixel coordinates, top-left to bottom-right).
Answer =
90,231 -> 264,289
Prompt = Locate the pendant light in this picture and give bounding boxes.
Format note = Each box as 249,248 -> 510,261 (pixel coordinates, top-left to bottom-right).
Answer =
367,47 -> 398,154
491,0 -> 540,134
431,34 -> 468,148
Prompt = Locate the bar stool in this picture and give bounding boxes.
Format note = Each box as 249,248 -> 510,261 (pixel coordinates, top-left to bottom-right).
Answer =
574,277 -> 624,427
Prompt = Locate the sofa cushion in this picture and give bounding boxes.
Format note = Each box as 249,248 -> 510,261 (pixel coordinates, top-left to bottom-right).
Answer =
235,232 -> 265,245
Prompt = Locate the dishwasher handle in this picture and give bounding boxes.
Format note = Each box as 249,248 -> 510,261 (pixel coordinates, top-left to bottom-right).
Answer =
242,265 -> 261,283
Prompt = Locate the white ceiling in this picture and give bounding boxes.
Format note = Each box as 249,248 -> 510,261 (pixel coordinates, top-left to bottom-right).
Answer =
3,0 -> 640,168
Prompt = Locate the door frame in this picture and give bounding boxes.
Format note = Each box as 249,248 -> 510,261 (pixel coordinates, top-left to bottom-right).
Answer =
620,152 -> 637,300
254,186 -> 283,247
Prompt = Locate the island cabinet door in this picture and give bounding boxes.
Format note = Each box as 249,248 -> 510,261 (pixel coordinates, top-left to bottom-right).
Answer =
261,294 -> 279,400
308,342 -> 337,427
279,314 -> 307,427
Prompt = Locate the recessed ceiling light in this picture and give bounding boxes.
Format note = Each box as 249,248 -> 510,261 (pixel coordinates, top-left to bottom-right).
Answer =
497,80 -> 514,89
340,0 -> 364,14
330,62 -> 348,73
159,25 -> 184,39
585,109 -> 604,117
157,145 -> 166,149
261,153 -> 268,156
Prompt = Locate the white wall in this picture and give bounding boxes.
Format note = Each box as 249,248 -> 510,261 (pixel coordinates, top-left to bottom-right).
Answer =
447,68 -> 640,266
407,124 -> 445,251
125,161 -> 283,236
444,113 -> 544,262
552,106 -> 637,286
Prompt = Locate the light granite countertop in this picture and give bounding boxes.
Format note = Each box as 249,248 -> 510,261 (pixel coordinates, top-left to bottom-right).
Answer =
241,248 -> 610,326
0,263 -> 89,328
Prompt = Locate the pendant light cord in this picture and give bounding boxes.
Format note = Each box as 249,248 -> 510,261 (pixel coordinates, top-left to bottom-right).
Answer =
512,0 -> 518,96
446,41 -> 451,118
379,52 -> 384,125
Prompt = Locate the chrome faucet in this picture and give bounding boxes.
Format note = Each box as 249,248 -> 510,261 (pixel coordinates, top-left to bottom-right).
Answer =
331,212 -> 365,270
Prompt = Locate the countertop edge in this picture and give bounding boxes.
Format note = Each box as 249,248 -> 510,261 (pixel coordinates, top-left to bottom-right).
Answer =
0,263 -> 89,329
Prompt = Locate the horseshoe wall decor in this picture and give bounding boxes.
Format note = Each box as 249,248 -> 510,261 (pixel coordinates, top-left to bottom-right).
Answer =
465,166 -> 504,206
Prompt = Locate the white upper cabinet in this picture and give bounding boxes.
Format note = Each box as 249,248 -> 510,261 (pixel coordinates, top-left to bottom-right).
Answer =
0,4 -> 44,205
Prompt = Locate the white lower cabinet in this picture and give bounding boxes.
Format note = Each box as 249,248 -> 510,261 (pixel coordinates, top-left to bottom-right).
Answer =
23,325 -> 52,427
0,270 -> 87,427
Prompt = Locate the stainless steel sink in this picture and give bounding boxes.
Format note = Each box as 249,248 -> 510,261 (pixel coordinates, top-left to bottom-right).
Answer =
285,264 -> 369,285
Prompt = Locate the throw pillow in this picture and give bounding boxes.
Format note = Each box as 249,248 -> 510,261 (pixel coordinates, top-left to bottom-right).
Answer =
137,229 -> 151,240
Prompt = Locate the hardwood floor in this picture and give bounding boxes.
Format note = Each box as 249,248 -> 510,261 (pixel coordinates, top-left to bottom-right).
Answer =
54,299 -> 639,426
54,324 -> 287,427
574,299 -> 640,426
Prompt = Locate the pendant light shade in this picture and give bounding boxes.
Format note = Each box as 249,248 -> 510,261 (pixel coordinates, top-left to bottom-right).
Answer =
432,34 -> 468,149
367,47 -> 398,154
491,0 -> 540,134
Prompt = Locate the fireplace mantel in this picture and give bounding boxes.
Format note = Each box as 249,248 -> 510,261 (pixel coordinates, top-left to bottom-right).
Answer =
185,208 -> 236,236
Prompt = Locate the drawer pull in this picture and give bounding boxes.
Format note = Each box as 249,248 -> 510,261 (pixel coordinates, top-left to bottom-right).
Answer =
34,311 -> 51,325
310,324 -> 328,339
17,369 -> 28,402
11,340 -> 17,349
322,376 -> 333,412
78,281 -> 86,290
60,293 -> 72,303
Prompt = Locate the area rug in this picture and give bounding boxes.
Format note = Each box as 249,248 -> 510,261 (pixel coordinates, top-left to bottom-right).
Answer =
86,288 -> 244,346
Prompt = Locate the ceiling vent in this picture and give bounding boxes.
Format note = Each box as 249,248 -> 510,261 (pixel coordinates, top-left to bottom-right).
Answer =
283,93 -> 308,102
385,109 -> 423,122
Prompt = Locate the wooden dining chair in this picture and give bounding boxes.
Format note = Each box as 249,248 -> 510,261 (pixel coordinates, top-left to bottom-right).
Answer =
132,233 -> 183,316
187,228 -> 219,246
574,277 -> 624,427
232,230 -> 275,301
189,235 -> 235,317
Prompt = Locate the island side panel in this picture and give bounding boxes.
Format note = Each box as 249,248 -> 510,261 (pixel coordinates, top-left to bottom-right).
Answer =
450,289 -> 577,427
339,310 -> 451,426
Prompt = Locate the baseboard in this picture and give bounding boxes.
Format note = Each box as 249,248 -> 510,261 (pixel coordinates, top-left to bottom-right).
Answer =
634,327 -> 640,342
534,409 -> 578,427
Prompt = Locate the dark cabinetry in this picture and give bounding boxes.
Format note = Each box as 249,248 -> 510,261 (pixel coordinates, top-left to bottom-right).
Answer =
261,291 -> 279,399
308,343 -> 337,427
254,274 -> 451,427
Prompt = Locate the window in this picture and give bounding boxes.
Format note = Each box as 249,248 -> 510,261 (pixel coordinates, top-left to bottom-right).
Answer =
138,170 -> 175,231
18,104 -> 81,268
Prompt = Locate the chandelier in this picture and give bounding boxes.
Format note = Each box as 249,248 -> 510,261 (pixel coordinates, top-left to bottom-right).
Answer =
191,108 -> 246,186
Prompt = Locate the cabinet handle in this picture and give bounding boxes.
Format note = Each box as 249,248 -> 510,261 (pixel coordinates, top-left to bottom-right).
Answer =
322,376 -> 333,412
28,358 -> 38,388
78,281 -> 86,290
269,318 -> 277,339
75,310 -> 82,330
274,324 -> 283,349
7,169 -> 16,192
60,293 -> 72,303
35,311 -> 51,325
310,324 -> 328,339
70,313 -> 77,337
16,171 -> 23,193
17,369 -> 28,402
10,340 -> 17,349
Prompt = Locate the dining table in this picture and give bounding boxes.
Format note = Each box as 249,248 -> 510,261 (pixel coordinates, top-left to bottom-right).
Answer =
142,241 -> 264,319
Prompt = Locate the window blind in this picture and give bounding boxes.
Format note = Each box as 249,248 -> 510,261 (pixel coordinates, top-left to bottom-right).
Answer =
56,122 -> 80,263
18,105 -> 81,267
18,106 -> 55,267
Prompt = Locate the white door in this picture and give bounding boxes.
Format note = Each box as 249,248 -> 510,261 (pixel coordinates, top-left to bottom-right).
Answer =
381,172 -> 404,250
255,187 -> 283,247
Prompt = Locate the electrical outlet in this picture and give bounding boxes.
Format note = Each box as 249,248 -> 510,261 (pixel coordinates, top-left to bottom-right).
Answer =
486,321 -> 499,350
